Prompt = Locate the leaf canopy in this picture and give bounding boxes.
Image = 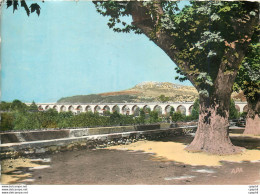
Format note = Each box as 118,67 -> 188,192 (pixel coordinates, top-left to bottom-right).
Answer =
95,1 -> 259,96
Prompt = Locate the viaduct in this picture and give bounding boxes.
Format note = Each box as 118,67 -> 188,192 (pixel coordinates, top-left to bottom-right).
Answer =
31,102 -> 248,116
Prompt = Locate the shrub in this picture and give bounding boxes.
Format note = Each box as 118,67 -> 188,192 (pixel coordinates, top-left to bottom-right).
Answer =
191,98 -> 199,120
171,111 -> 185,122
229,99 -> 239,119
0,102 -> 12,112
149,111 -> 160,123
0,113 -> 14,131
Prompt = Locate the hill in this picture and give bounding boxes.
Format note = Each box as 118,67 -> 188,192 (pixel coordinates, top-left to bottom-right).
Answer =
57,81 -> 246,103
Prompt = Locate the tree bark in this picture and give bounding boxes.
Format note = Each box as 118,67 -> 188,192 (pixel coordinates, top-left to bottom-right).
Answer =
244,98 -> 260,135
185,95 -> 243,155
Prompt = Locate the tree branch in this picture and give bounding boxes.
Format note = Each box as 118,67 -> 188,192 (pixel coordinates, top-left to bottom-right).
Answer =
129,2 -> 198,89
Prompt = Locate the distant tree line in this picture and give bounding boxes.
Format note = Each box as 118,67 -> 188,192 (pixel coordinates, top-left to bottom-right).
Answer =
0,100 -> 161,131
0,99 -> 241,131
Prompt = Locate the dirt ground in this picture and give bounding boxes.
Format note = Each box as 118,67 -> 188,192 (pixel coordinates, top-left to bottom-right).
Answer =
1,134 -> 260,185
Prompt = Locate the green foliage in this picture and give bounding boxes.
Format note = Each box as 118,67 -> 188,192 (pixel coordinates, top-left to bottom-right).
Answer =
28,101 -> 38,112
229,99 -> 239,119
103,110 -> 111,116
234,42 -> 260,104
136,108 -> 146,124
0,101 -> 12,111
5,0 -> 41,16
0,98 -> 222,131
0,103 -> 165,131
183,115 -> 194,122
109,111 -> 122,125
39,109 -> 59,128
191,98 -> 200,120
94,1 -> 258,97
158,95 -> 170,103
13,112 -> 41,130
0,113 -> 14,131
93,1 -> 142,34
169,107 -> 174,117
10,99 -> 28,112
240,112 -> 247,119
171,111 -> 185,122
148,111 -> 160,123
57,111 -> 74,128
0,100 -> 28,112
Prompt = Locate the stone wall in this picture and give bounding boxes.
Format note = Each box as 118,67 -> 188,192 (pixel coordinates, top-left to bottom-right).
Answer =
1,124 -> 160,144
0,124 -> 197,159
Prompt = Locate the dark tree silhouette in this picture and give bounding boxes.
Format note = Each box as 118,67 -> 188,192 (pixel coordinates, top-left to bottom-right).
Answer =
3,0 -> 41,16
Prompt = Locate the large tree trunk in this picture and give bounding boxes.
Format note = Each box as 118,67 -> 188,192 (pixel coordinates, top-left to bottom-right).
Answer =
184,59 -> 244,155
185,95 -> 243,155
244,98 -> 260,135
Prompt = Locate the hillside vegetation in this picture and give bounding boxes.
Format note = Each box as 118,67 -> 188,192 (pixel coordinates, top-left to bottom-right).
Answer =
57,82 -> 198,103
57,81 -> 245,104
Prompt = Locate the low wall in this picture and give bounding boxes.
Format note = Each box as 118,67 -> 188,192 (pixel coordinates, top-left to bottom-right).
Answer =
229,127 -> 245,134
0,124 -> 197,159
1,130 -> 70,144
171,121 -> 198,127
1,124 -> 161,144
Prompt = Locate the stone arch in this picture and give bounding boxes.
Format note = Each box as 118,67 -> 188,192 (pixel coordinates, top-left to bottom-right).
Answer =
154,105 -> 162,116
53,105 -> 58,111
132,105 -> 140,116
68,105 -> 74,112
94,105 -> 101,113
112,105 -> 120,113
103,105 -> 111,115
189,105 -> 194,115
38,105 -> 43,111
235,105 -> 240,112
243,105 -> 248,112
45,105 -> 49,110
85,106 -> 92,112
177,105 -> 186,115
143,105 -> 151,113
76,105 -> 83,114
60,105 -> 66,112
122,105 -> 130,115
165,105 -> 174,115
103,105 -> 110,112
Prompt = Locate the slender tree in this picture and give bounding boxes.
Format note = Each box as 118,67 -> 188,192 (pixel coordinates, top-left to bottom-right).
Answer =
28,101 -> 39,112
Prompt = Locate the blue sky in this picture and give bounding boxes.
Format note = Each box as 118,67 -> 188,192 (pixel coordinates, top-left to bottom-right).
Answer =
1,1 -> 191,103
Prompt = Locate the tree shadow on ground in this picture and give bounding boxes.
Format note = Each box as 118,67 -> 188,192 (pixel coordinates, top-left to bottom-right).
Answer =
151,134 -> 260,150
230,136 -> 260,150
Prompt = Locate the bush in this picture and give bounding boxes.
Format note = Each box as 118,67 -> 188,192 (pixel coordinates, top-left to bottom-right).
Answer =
171,111 -> 185,122
148,111 -> 161,123
239,112 -> 247,119
13,112 -> 41,130
184,115 -> 194,122
0,113 -> 14,130
191,98 -> 199,120
0,102 -> 12,111
229,99 -> 239,119
10,99 -> 28,112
